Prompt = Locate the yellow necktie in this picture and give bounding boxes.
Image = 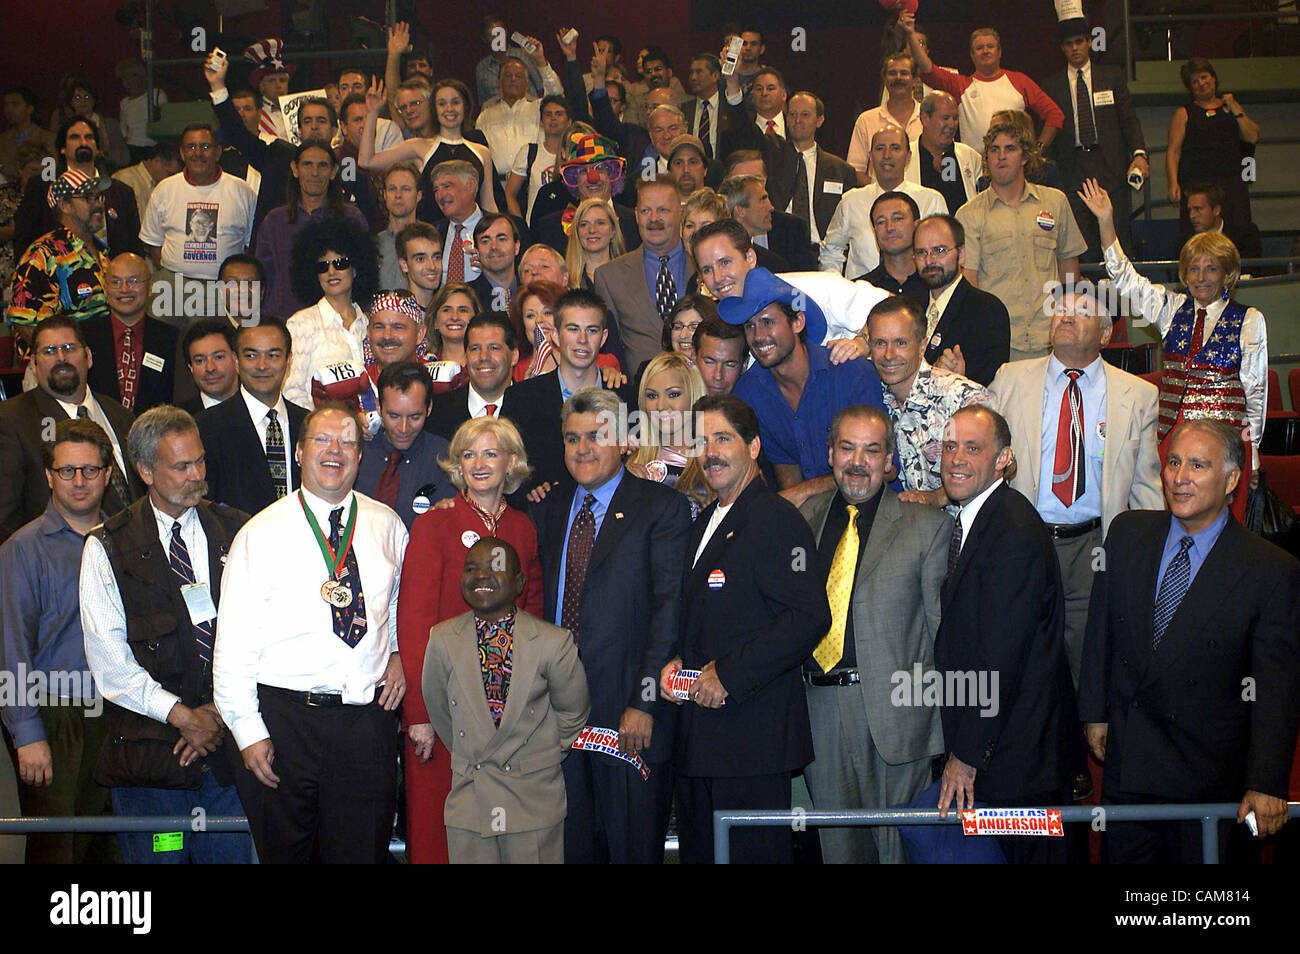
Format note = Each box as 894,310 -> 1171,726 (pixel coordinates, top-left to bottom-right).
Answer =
813,504 -> 859,673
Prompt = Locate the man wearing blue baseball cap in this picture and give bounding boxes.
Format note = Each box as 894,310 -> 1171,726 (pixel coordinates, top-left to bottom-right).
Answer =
718,263 -> 893,507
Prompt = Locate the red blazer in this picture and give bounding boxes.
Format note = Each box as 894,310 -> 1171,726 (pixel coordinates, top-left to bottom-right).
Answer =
396,494 -> 544,725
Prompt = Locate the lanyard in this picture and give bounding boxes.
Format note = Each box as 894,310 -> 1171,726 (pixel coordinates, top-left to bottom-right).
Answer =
298,492 -> 357,581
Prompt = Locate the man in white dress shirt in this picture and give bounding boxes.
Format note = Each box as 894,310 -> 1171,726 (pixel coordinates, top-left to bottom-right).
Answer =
80,405 -> 253,863
214,404 -> 408,863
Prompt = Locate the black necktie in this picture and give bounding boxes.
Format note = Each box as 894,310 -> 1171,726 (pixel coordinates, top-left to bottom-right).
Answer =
265,409 -> 287,498
329,506 -> 368,647
792,150 -> 811,226
655,256 -> 678,319
168,520 -> 214,663
698,100 -> 712,158
1076,69 -> 1097,147
1152,536 -> 1193,650
946,518 -> 964,579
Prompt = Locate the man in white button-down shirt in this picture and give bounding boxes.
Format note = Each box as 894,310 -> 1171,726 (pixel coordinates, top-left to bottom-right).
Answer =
214,404 -> 408,863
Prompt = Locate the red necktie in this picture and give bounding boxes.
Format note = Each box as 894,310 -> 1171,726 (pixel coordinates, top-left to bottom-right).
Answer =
118,324 -> 136,411
1188,308 -> 1207,361
447,223 -> 465,283
1052,369 -> 1086,508
483,403 -> 497,417
374,449 -> 402,509
764,118 -> 775,135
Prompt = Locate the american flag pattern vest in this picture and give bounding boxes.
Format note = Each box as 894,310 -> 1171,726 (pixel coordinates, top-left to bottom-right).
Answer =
1157,298 -> 1248,440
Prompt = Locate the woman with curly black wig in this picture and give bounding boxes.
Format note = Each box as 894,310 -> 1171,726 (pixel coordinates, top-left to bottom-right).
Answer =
282,215 -> 380,406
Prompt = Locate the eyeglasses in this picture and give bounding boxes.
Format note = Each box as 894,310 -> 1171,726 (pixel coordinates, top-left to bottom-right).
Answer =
182,142 -> 216,153
316,257 -> 352,273
671,320 -> 702,334
913,245 -> 957,260
308,434 -> 361,451
50,464 -> 107,481
396,98 -> 425,112
106,276 -> 145,288
37,342 -> 82,358
559,158 -> 623,189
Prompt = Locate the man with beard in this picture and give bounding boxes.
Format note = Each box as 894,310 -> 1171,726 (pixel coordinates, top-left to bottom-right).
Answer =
82,253 -> 181,415
80,406 -> 253,863
0,316 -> 137,543
666,135 -> 719,203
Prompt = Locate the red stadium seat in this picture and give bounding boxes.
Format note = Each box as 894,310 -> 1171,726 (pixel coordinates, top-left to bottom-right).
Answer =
1289,369 -> 1300,413
1261,455 -> 1300,513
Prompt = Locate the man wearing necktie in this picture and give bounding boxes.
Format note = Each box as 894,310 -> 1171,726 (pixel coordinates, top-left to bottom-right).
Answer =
215,404 -> 409,863
1080,420 -> 1300,863
797,405 -> 950,863
81,406 -> 252,863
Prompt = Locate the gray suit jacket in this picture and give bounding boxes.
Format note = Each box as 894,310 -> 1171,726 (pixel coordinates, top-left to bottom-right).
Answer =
990,356 -> 1165,535
592,248 -> 695,375
422,609 -> 590,837
798,488 -> 950,764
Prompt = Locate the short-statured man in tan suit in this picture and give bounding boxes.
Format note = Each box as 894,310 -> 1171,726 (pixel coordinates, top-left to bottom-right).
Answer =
422,538 -> 590,864
989,288 -> 1163,689
798,405 -> 951,863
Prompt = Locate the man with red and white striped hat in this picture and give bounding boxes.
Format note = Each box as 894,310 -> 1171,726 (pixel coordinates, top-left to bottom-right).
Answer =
244,39 -> 296,143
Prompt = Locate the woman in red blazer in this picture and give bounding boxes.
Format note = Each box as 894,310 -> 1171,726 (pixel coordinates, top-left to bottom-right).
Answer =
396,416 -> 543,863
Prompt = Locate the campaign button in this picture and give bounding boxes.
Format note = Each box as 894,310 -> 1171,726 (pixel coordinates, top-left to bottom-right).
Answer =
708,569 -> 725,590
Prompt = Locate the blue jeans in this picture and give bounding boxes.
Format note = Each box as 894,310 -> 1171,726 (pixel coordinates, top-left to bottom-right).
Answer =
111,772 -> 253,864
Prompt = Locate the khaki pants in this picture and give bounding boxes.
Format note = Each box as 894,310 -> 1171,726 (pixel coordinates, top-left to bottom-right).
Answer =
446,822 -> 564,864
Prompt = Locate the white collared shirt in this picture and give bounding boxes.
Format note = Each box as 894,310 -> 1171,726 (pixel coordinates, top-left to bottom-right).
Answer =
80,503 -> 208,726
283,297 -> 368,407
692,92 -> 720,155
926,275 -> 964,338
200,391 -> 224,409
693,501 -> 734,566
819,179 -> 948,277
213,487 -> 409,750
57,393 -> 127,475
956,478 -> 1004,554
756,112 -> 785,139
466,384 -> 503,418
240,385 -> 294,498
785,143 -> 822,242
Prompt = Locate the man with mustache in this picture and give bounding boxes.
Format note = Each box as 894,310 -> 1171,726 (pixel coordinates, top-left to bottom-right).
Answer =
797,404 -> 952,863
0,316 -> 137,544
847,53 -> 924,186
81,405 -> 253,863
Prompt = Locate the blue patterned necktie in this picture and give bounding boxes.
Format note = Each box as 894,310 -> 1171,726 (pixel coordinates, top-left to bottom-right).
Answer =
329,506 -> 368,647
1152,536 -> 1194,650
168,520 -> 214,663
265,409 -> 287,498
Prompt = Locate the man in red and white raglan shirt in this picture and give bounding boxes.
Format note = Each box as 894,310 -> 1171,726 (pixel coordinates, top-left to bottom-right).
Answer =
900,12 -> 1063,152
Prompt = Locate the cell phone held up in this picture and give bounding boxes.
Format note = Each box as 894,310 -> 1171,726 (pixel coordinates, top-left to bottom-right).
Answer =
722,36 -> 743,76
511,31 -> 538,55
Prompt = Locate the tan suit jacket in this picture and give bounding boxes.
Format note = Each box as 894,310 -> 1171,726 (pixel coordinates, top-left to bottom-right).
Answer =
990,355 -> 1164,534
422,609 -> 590,837
592,248 -> 696,375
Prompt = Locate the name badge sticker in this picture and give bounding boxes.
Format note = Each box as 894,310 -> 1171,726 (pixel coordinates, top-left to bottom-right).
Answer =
823,180 -> 844,195
1093,90 -> 1115,106
1035,210 -> 1056,231
180,582 -> 217,625
142,352 -> 166,373
707,569 -> 725,590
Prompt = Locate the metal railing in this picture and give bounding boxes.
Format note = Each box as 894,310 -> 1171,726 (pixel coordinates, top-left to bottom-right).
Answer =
1123,2 -> 1300,81
712,802 -> 1300,864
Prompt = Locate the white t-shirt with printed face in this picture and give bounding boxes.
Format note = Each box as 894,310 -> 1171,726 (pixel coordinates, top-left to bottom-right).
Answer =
140,171 -> 257,280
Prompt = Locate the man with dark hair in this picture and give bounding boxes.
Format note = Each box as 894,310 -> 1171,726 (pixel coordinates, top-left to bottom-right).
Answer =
179,318 -> 239,415
692,316 -> 748,397
0,418 -> 118,864
935,404 -> 1074,863
733,28 -> 766,95
1081,419 -> 1300,863
81,405 -> 253,863
396,222 -> 443,310
779,91 -> 855,246
198,317 -> 309,516
112,138 -> 183,223
681,54 -> 724,159
470,213 -> 521,315
216,253 -> 267,327
500,288 -> 635,494
1184,183 -> 1263,259
356,362 -> 454,529
662,392 -> 831,864
847,53 -> 923,183
860,192 -> 927,303
0,316 -> 138,543
426,313 -> 518,440
333,92 -> 388,233
0,85 -> 54,181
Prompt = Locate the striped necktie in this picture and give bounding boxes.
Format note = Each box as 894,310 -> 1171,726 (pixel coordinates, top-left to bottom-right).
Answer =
265,409 -> 287,498
168,520 -> 214,663
1152,537 -> 1193,650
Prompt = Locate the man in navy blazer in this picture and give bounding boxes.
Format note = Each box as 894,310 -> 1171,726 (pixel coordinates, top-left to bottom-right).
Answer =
533,388 -> 691,863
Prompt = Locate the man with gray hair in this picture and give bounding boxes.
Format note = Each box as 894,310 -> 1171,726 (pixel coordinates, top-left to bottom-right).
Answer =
81,405 -> 253,863
432,159 -> 486,284
904,92 -> 982,215
798,404 -> 951,863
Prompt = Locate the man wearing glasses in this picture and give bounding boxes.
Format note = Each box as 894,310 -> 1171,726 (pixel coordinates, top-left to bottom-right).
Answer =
140,123 -> 256,305
0,315 -> 138,544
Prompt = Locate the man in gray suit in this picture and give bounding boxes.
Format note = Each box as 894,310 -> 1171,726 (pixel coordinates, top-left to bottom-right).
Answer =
798,404 -> 950,863
592,177 -> 694,374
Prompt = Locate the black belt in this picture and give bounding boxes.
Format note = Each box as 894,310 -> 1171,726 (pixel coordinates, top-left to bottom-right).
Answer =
804,669 -> 861,687
1047,516 -> 1101,539
1075,144 -> 1101,152
260,684 -> 377,707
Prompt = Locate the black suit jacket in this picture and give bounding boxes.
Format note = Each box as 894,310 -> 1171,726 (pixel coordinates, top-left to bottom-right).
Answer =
763,210 -> 818,272
435,214 -> 530,275
752,243 -> 790,274
0,388 -> 138,542
936,482 -> 1073,801
924,278 -> 1012,387
536,202 -> 640,257
1043,62 -> 1146,183
675,478 -> 831,777
424,385 -> 474,442
498,370 -> 635,500
681,97 -> 744,162
759,139 -> 856,241
177,394 -> 208,417
534,471 -> 691,765
1079,511 -> 1300,801
14,176 -> 143,262
197,392 -> 307,516
82,316 -> 181,416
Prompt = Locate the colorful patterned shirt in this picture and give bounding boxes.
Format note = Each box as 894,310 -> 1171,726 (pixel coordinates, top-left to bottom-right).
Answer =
883,360 -> 990,492
476,611 -> 515,729
7,227 -> 109,327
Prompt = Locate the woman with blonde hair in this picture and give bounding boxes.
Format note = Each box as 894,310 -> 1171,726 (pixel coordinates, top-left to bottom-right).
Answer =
395,415 -> 544,864
681,188 -> 729,296
627,351 -> 712,516
565,197 -> 627,290
1080,177 -> 1265,520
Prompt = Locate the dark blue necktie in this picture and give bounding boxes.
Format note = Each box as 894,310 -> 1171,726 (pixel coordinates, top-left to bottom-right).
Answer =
329,506 -> 368,647
1152,536 -> 1193,650
168,520 -> 214,663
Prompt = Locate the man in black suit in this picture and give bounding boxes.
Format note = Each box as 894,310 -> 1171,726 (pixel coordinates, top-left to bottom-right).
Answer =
425,314 -> 517,441
533,387 -> 691,863
467,214 -> 520,317
197,318 -> 308,516
914,215 -> 1011,387
177,319 -> 240,417
662,395 -> 831,864
720,174 -> 817,273
680,54 -> 737,162
83,254 -> 180,416
0,316 -> 138,543
936,405 -> 1074,863
779,93 -> 855,247
1080,420 -> 1300,863
500,290 -> 634,497
1043,17 -> 1148,259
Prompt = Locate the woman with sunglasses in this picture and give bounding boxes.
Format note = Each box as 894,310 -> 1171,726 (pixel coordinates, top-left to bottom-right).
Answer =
564,197 -> 626,291
395,415 -> 543,863
359,77 -> 498,220
283,216 -> 380,407
426,282 -> 479,394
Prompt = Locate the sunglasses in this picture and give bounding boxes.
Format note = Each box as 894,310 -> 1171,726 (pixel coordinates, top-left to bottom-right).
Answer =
316,257 -> 352,273
559,158 -> 623,189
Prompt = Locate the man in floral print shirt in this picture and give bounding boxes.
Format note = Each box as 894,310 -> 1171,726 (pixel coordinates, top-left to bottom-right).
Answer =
862,295 -> 987,507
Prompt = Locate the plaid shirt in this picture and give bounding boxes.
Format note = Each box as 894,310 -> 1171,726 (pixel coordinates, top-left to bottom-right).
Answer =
8,227 -> 109,327
883,360 -> 990,492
